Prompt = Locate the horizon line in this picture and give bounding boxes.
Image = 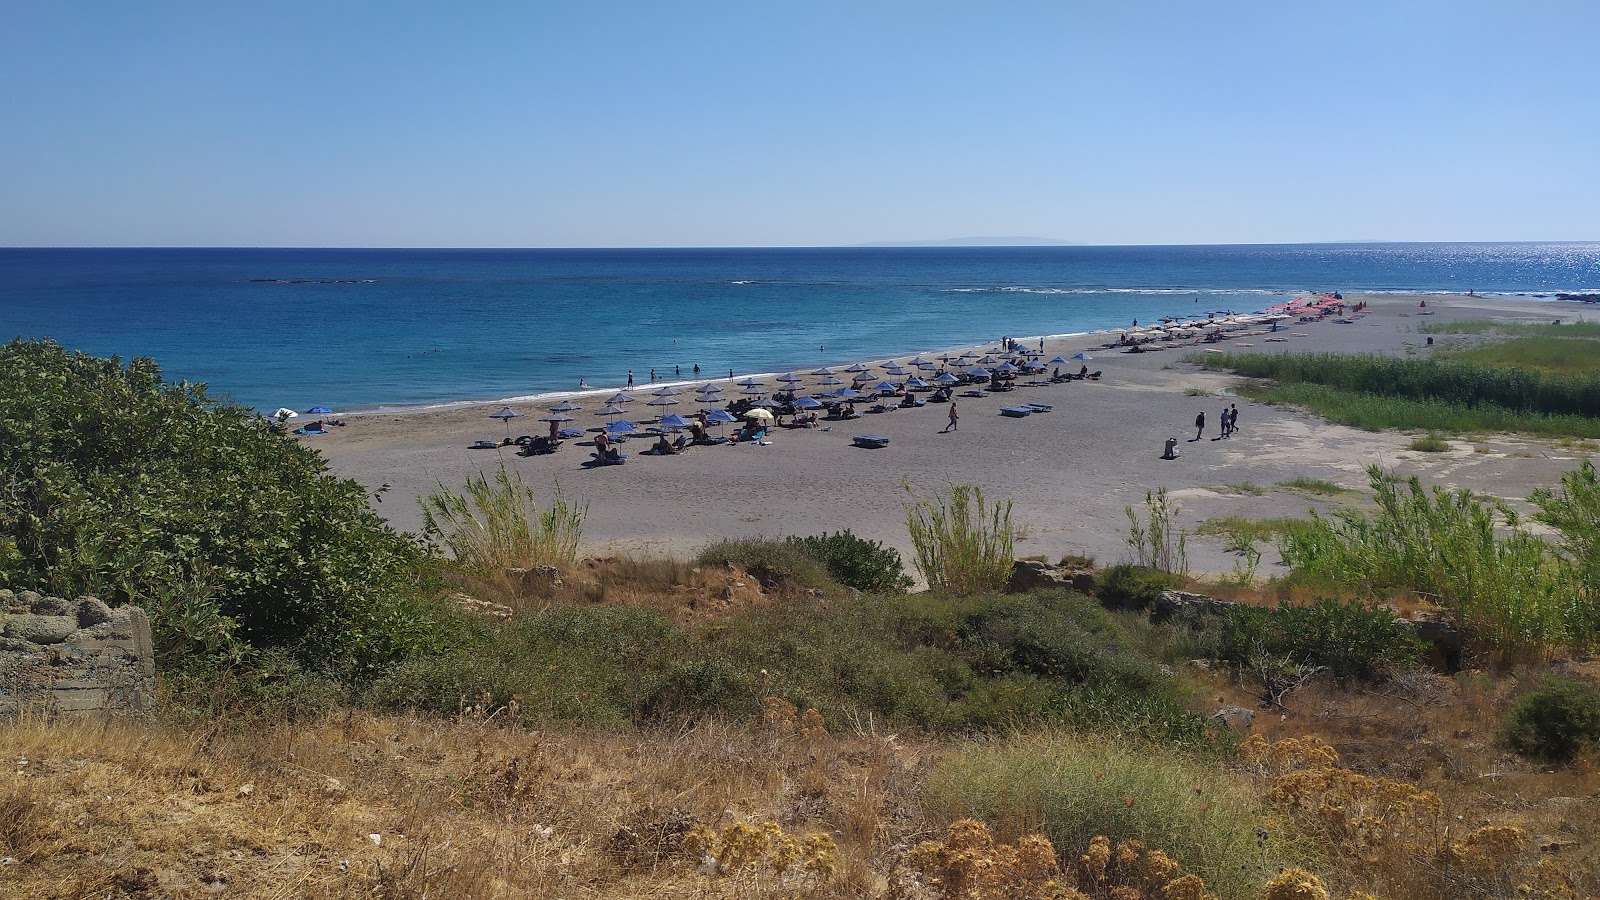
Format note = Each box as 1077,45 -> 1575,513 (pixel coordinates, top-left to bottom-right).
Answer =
4,239 -> 1598,251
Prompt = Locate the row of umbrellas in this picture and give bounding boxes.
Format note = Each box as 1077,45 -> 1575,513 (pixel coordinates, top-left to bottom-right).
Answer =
488,351 -> 1098,433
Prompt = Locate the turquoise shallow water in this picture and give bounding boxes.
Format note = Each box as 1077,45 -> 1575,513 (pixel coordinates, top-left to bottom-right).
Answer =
2,243 -> 1596,412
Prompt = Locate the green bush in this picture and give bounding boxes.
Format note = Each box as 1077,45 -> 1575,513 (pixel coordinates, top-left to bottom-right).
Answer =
785,530 -> 911,592
1217,598 -> 1423,683
695,537 -> 835,590
1504,676 -> 1600,763
0,339 -> 438,674
904,483 -> 1018,594
420,465 -> 585,573
924,729 -> 1290,900
1097,564 -> 1180,609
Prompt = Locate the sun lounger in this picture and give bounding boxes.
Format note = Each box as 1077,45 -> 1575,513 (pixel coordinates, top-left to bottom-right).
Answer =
470,439 -> 498,449
1022,402 -> 1054,412
852,434 -> 891,449
960,390 -> 988,398
999,406 -> 1032,418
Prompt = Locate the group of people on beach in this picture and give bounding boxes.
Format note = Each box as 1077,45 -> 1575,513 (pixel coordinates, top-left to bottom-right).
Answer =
1192,403 -> 1240,441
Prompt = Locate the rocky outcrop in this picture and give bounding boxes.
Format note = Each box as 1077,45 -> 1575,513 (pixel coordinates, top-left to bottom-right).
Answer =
1007,560 -> 1096,594
0,589 -> 157,718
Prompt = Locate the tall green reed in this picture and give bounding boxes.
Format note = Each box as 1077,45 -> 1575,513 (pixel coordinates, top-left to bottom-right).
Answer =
421,464 -> 586,574
903,482 -> 1017,594
1125,486 -> 1189,575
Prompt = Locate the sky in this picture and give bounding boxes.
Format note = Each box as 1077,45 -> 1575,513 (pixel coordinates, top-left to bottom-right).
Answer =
1,1 -> 1596,247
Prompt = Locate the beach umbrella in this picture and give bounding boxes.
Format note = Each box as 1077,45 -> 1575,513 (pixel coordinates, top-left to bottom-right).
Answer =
549,400 -> 582,412
949,358 -> 972,368
659,414 -> 693,428
696,383 -> 723,393
833,387 -> 863,398
792,396 -> 824,409
305,405 -> 333,415
490,406 -> 523,436
844,363 -> 869,373
852,372 -> 875,383
751,397 -> 781,408
906,377 -> 931,389
739,385 -> 767,395
914,360 -> 939,370
976,355 -> 996,364
873,381 -> 899,393
705,409 -> 738,425
736,376 -> 763,387
776,373 -> 804,384
539,412 -> 574,423
646,396 -> 680,407
271,407 -> 299,421
993,362 -> 1019,373
882,365 -> 910,376
746,408 -> 776,423
696,393 -> 725,404
596,403 -> 627,417
606,392 -> 635,404
907,357 -> 932,367
817,376 -> 844,387
968,367 -> 992,378
605,420 -> 638,434
652,385 -> 683,395
1071,352 -> 1095,361
933,372 -> 959,384
959,351 -> 980,358
1047,356 -> 1070,366
810,367 -> 836,376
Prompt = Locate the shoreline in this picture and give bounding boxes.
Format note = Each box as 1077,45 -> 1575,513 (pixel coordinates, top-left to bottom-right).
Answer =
311,291 -> 1596,575
300,291 -> 1592,418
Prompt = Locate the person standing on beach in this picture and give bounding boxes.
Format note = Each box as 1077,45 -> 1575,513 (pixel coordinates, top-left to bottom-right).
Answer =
627,370 -> 634,387
1192,411 -> 1205,441
944,402 -> 959,433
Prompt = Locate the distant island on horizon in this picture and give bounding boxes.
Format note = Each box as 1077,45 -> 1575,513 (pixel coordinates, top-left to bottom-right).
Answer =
852,236 -> 1080,247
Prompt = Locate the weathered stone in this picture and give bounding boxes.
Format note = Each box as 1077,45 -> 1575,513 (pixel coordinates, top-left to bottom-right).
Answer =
1007,560 -> 1091,593
30,595 -> 73,616
4,615 -> 80,645
77,597 -> 114,627
1406,612 -> 1463,671
1210,705 -> 1256,731
16,591 -> 43,608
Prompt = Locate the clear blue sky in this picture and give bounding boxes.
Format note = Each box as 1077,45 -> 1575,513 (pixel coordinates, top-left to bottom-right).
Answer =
2,1 -> 1595,247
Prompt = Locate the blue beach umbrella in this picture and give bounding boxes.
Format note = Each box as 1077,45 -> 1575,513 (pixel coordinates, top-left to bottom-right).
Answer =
833,387 -> 863,398
659,414 -> 693,428
993,362 -> 1020,373
905,377 -> 931,389
792,396 -> 823,409
933,372 -> 960,384
969,367 -> 992,378
1072,352 -> 1095,361
1047,356 -> 1070,366
605,420 -> 638,434
305,405 -> 333,415
873,381 -> 899,393
705,409 -> 738,425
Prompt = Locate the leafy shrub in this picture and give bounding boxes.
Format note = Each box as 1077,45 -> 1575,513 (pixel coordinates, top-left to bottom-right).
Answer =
1125,487 -> 1188,574
1407,434 -> 1451,452
1280,465 -> 1575,656
1503,676 -> 1600,762
1531,459 -> 1600,614
1218,599 -> 1424,684
925,729 -> 1287,899
0,339 -> 436,674
904,483 -> 1018,594
1098,564 -> 1180,610
696,537 -> 835,590
784,530 -> 911,592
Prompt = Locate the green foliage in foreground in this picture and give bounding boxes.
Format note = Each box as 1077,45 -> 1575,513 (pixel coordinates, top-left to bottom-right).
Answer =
1097,564 -> 1180,609
367,589 -> 1217,747
1504,676 -> 1600,763
784,530 -> 912,592
0,339 -> 439,674
904,483 -> 1018,594
1216,599 -> 1424,684
924,729 -> 1288,900
696,537 -> 836,590
1419,319 -> 1600,338
420,465 -> 586,574
1280,465 -> 1591,655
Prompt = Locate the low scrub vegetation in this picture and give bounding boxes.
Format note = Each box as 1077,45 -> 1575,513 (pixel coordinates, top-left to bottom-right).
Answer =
785,530 -> 912,592
1191,349 -> 1600,437
1503,676 -> 1600,763
924,730 -> 1284,899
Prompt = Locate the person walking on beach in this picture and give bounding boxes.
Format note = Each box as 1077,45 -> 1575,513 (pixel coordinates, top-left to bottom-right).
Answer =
1191,411 -> 1205,442
627,370 -> 634,387
1228,403 -> 1240,435
944,402 -> 959,433
1219,405 -> 1231,438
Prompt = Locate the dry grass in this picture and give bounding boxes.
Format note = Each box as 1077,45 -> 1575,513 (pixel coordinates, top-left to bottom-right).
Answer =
0,709 -> 934,899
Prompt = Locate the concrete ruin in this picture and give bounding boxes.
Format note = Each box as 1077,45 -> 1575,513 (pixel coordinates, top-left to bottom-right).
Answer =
0,588 -> 157,718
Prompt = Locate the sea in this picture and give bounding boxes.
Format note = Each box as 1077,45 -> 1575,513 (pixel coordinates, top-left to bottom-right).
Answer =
2,243 -> 1597,413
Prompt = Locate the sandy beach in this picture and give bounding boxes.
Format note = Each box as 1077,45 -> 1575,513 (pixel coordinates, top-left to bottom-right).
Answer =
310,293 -> 1595,575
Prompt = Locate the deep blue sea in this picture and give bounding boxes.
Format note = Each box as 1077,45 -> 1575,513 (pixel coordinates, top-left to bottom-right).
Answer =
2,243 -> 1597,412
